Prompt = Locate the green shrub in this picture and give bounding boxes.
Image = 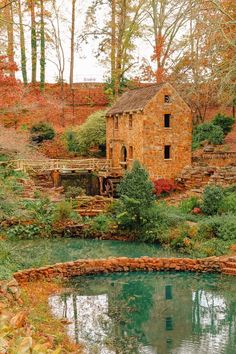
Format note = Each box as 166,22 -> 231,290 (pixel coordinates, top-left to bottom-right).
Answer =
192,122 -> 224,149
220,193 -> 236,214
53,201 -> 74,222
209,125 -> 225,144
212,113 -> 235,135
197,216 -> 222,240
180,197 -> 200,214
168,224 -> 193,250
6,198 -> 55,239
202,185 -> 224,215
7,223 -> 42,240
65,130 -> 78,152
65,110 -> 106,154
65,186 -> 85,199
30,122 -> 55,144
88,214 -> 114,234
197,214 -> 236,242
192,238 -> 230,257
217,214 -> 236,240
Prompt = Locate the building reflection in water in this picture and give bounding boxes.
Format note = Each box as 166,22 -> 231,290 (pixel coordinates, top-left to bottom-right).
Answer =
49,273 -> 236,354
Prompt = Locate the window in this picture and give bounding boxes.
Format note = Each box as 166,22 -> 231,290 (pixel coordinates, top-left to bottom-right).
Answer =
165,285 -> 173,300
114,116 -> 119,130
165,317 -> 173,331
129,146 -> 134,159
164,145 -> 171,160
164,95 -> 171,103
164,114 -> 171,128
109,147 -> 113,159
129,114 -> 133,129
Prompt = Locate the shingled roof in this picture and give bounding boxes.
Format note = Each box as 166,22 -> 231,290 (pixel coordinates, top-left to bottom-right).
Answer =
106,84 -> 164,116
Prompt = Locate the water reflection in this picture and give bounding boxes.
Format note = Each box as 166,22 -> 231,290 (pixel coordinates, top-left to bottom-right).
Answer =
49,272 -> 236,354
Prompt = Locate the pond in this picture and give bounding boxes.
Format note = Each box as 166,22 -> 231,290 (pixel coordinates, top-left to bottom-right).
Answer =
49,272 -> 236,354
8,238 -> 182,271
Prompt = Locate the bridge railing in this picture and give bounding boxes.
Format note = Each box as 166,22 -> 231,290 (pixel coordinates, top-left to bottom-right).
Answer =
11,158 -> 112,174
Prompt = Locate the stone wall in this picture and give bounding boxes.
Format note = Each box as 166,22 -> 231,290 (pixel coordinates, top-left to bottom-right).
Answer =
194,152 -> 236,168
13,255 -> 236,284
106,84 -> 192,179
143,84 -> 192,179
177,163 -> 236,189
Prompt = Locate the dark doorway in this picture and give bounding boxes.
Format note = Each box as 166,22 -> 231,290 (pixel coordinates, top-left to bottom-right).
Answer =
120,146 -> 128,169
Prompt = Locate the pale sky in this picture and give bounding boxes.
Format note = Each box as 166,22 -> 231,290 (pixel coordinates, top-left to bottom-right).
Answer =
12,0 -> 153,83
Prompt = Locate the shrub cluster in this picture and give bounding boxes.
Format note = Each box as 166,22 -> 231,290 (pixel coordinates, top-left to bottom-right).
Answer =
201,185 -> 224,215
153,178 -> 178,197
192,113 -> 234,150
30,122 -> 55,144
192,122 -> 224,149
65,110 -> 106,155
212,113 -> 235,135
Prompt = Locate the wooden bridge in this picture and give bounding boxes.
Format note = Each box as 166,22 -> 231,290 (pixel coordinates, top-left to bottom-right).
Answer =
2,158 -> 112,175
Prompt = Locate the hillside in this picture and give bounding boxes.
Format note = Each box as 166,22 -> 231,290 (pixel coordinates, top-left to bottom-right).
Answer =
225,123 -> 236,152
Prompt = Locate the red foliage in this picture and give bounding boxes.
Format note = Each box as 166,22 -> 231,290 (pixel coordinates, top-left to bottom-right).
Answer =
39,136 -> 72,159
153,178 -> 178,196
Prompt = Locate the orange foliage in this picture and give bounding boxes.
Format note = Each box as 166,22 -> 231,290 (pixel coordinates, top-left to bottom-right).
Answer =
0,57 -> 108,132
39,136 -> 73,159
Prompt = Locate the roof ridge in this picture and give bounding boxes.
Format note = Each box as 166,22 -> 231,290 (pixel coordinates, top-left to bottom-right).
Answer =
106,83 -> 167,116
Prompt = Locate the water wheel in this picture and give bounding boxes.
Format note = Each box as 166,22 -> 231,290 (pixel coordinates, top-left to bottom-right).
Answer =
104,178 -> 121,198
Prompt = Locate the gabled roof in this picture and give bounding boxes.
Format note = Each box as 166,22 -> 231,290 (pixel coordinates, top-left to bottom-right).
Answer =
106,83 -> 164,116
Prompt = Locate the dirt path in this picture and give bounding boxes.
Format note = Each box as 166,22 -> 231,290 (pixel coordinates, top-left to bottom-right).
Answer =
0,125 -> 47,160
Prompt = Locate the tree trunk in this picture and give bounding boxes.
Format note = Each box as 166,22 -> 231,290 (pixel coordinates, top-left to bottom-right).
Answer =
5,1 -> 15,78
18,0 -> 28,85
111,0 -> 116,84
30,0 -> 37,84
40,0 -> 45,91
69,0 -> 76,88
114,0 -> 126,97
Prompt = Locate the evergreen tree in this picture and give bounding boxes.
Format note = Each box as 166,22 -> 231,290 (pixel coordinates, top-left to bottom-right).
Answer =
117,160 -> 155,230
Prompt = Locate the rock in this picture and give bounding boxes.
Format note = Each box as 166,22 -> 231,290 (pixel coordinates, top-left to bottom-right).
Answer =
10,311 -> 27,329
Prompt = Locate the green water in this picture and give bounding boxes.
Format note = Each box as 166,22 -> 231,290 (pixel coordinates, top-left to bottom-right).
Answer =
8,238 -> 181,271
49,272 -> 236,354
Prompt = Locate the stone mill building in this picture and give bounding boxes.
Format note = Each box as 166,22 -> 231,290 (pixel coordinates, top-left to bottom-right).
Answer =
106,83 -> 192,179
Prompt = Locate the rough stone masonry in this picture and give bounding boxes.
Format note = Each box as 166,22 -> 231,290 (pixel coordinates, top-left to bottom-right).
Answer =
14,255 -> 236,284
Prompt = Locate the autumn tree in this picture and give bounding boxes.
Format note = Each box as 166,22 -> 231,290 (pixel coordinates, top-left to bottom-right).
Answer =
84,0 -> 146,96
140,0 -> 193,83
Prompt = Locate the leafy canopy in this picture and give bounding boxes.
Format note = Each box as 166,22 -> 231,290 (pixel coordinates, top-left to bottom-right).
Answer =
66,110 -> 106,154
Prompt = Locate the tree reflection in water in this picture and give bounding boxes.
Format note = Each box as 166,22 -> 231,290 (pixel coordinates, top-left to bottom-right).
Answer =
49,272 -> 236,354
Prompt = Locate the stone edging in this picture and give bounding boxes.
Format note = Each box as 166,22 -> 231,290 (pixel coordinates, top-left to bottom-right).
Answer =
13,256 -> 236,284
